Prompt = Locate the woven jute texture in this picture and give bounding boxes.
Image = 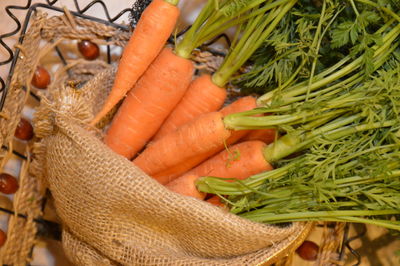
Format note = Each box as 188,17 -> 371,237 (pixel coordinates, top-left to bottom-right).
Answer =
32,68 -> 311,265
3,8 -> 312,265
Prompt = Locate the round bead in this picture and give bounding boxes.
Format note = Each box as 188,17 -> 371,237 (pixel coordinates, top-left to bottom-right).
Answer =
78,40 -> 100,60
14,118 -> 34,141
0,173 -> 19,194
296,240 -> 319,261
31,66 -> 51,89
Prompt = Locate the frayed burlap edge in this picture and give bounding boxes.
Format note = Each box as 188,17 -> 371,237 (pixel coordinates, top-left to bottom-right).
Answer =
61,222 -> 314,266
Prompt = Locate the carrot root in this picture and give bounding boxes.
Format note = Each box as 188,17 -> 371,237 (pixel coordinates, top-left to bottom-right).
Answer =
153,74 -> 227,140
91,0 -> 180,125
185,140 -> 273,181
104,47 -> 194,159
133,111 -> 232,177
165,140 -> 273,200
166,174 -> 206,200
242,128 -> 277,144
206,196 -> 227,209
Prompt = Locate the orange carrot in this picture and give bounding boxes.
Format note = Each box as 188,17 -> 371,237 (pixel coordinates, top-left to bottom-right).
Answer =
104,47 -> 194,158
153,74 -> 227,140
206,196 -> 226,208
242,128 -> 277,144
220,96 -> 257,143
148,96 -> 258,184
184,140 -> 273,180
220,96 -> 256,117
133,111 -> 232,178
165,174 -> 206,200
165,140 -> 273,198
152,149 -> 218,185
91,0 -> 180,125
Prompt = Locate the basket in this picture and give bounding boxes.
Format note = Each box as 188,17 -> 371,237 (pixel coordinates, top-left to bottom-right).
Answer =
0,0 -> 370,265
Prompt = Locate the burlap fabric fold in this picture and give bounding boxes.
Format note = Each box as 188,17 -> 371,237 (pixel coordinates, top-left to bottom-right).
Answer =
31,64 -> 311,265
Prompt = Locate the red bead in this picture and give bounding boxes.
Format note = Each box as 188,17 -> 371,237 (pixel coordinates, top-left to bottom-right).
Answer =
0,229 -> 6,247
78,40 -> 100,60
296,240 -> 319,261
31,66 -> 51,89
0,173 -> 19,194
14,118 -> 34,141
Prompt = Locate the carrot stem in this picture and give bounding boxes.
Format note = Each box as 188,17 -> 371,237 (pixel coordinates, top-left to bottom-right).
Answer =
212,0 -> 297,87
175,0 -> 216,58
164,0 -> 179,6
262,119 -> 398,163
176,0 -> 294,60
197,0 -> 290,45
240,209 -> 400,222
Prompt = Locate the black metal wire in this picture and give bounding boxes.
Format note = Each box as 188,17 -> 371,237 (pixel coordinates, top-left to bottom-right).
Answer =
340,223 -> 367,266
0,0 -> 34,66
168,25 -> 192,43
73,0 -> 133,23
0,206 -> 61,240
1,145 -> 28,160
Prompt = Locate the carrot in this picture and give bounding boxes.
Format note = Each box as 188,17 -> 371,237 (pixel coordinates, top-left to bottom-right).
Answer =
147,96 -> 258,184
133,111 -> 232,177
206,196 -> 226,208
165,174 -> 206,200
151,0 -> 297,138
165,140 -> 273,198
220,96 -> 257,117
152,74 -> 227,140
91,0 -> 180,125
104,47 -> 194,158
152,149 -> 218,185
184,140 -> 273,180
242,128 -> 277,144
166,140 -> 273,200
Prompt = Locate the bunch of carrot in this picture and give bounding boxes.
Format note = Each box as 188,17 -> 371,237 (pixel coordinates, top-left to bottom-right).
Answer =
194,0 -> 400,231
88,0 -> 299,206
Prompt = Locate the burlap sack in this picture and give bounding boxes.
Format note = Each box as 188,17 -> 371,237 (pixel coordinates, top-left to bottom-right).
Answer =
1,8 -> 312,265
32,64 -> 311,265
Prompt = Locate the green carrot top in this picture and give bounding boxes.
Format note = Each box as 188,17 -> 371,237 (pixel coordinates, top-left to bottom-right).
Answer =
164,0 -> 179,6
175,0 -> 298,83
